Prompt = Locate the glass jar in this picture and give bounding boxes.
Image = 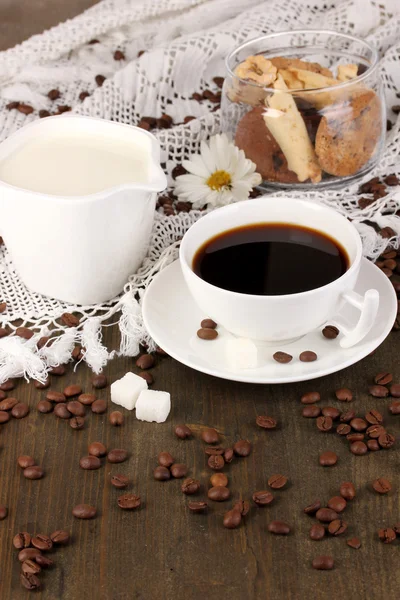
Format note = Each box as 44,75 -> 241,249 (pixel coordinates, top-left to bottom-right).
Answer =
221,30 -> 385,190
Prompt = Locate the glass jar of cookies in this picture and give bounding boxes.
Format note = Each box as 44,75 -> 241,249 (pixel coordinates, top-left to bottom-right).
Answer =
221,30 -> 385,189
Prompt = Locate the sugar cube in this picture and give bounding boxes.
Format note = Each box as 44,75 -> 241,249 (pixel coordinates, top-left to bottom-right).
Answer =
135,389 -> 171,423
225,337 -> 258,371
111,372 -> 147,410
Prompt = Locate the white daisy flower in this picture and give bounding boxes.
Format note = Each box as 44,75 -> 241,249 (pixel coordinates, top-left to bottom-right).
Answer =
174,134 -> 262,209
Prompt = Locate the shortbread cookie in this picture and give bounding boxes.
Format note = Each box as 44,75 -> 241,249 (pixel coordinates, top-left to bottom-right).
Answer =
315,88 -> 381,177
269,56 -> 333,78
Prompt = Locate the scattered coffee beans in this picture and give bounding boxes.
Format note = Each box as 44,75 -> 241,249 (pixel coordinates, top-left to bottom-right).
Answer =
299,351 -> 317,362
107,449 -> 128,463
208,486 -> 230,501
378,528 -> 396,543
67,401 -> 86,417
253,491 -> 274,506
327,496 -> 346,512
11,403 -> 29,419
158,452 -> 174,467
18,548 -> 42,562
234,500 -> 250,516
201,428 -> 219,444
72,504 -> 97,519
78,393 -> 96,405
302,406 -> 321,418
92,399 -> 107,414
233,440 -> 251,457
256,415 -> 277,429
378,432 -> 395,448
374,372 -> 392,385
188,501 -> 208,513
273,351 -> 292,363
17,455 -> 35,469
322,325 -> 339,339
315,508 -> 338,523
46,391 -> 66,402
310,524 -> 325,540
312,556 -> 334,570
111,474 -> 129,489
340,482 -> 356,501
181,478 -> 201,494
64,384 -> 82,398
170,463 -> 188,478
136,354 -> 155,369
0,506 -> 8,520
23,466 -> 44,480
328,519 -> 347,535
204,446 -> 224,456
340,410 -> 356,422
109,411 -> 124,426
208,455 -> 225,470
197,328 -> 218,340
350,441 -> 368,455
54,403 -> 71,419
372,477 -> 392,494
223,509 -> 241,528
88,442 -> 107,457
268,474 -> 288,489
365,409 -> 383,425
210,473 -> 228,487
223,448 -> 234,463
175,424 -> 192,439
303,500 -> 321,515
50,530 -> 70,544
32,534 -> 52,551
70,416 -> 85,429
154,466 -> 171,481
20,572 -> 41,590
388,400 -> 400,414
347,537 -> 361,549
117,494 -> 141,510
37,400 -> 53,413
369,385 -> 389,398
319,451 -> 338,466
13,532 -> 31,549
301,391 -> 320,404
389,383 -> 400,397
92,374 -> 108,389
316,416 -> 333,432
335,388 -> 353,402
322,407 -> 340,420
268,520 -> 290,535
201,318 -> 217,329
79,456 -> 101,470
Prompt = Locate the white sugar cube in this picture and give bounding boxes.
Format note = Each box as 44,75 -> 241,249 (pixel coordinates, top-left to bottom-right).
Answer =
225,337 -> 258,370
135,389 -> 171,423
111,372 -> 147,410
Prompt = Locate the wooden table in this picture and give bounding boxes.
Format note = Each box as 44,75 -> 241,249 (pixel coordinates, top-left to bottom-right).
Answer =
0,3 -> 399,599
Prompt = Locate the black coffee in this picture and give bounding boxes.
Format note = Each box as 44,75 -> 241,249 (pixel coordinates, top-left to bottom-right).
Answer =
192,223 -> 349,296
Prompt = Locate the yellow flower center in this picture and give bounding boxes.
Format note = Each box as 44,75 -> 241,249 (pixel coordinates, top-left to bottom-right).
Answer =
206,170 -> 232,191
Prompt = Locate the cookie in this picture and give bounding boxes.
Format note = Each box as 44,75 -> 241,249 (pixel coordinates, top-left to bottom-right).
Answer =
315,89 -> 381,177
235,106 -> 299,183
270,57 -> 333,78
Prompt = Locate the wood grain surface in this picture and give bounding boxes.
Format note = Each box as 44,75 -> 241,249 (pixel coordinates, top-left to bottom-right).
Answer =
0,2 -> 399,599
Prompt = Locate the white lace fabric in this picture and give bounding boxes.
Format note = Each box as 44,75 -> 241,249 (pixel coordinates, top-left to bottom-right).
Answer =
0,0 -> 399,382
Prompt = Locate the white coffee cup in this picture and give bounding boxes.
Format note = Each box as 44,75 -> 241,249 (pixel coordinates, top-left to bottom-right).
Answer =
180,197 -> 379,348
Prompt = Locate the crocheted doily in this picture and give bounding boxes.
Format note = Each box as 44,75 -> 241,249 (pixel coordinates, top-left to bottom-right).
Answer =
0,0 -> 399,382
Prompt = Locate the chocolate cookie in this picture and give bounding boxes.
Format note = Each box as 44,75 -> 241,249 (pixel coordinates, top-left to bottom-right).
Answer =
269,57 -> 333,78
235,106 -> 299,183
315,89 -> 381,177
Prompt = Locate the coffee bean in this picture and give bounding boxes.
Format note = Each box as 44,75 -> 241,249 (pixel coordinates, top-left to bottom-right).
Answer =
20,572 -> 41,591
78,393 -> 96,405
223,448 -> 234,463
316,416 -> 333,432
39,109 -> 51,118
322,406 -> 340,420
378,432 -> 395,448
389,400 -> 400,414
181,478 -> 200,495
367,439 -> 380,451
312,556 -> 334,570
67,401 -> 86,417
117,493 -> 141,510
0,410 -> 10,423
64,384 -> 82,398
378,528 -> 396,543
256,415 -> 277,429
70,415 -> 85,430
113,49 -> 125,60
23,465 -> 44,480
95,74 -> 106,87
170,463 -> 188,478
232,500 -> 249,516
389,383 -> 400,397
365,409 -> 383,425
13,532 -> 31,549
347,537 -> 361,549
302,406 -> 321,418
202,428 -> 219,444
37,335 -> 51,349
50,530 -> 70,544
50,365 -> 66,376
301,392 -> 321,404
208,486 -> 230,501
340,410 -> 356,422
80,455 -> 101,470
11,402 -> 29,419
183,116 -> 195,124
18,455 -> 35,469
310,524 -> 325,540
72,345 -> 83,360
174,424 -> 192,439
315,508 -> 338,523
0,506 -> 8,520
72,504 -> 96,519
327,496 -> 346,512
328,519 -> 348,536
303,500 -> 321,515
0,397 -> 17,411
372,477 -> 392,494
273,351 -> 292,363
339,481 -> 356,501
197,328 -> 218,340
322,325 -> 339,339
22,559 -> 41,575
154,466 -> 171,481
336,424 -> 351,435
46,391 -> 66,402
172,164 -> 188,179
47,89 -> 61,100
107,449 -> 128,463
188,501 -> 208,513
253,490 -> 274,506
16,326 -> 34,340
54,403 -> 71,419
208,455 -> 225,470
299,351 -> 317,362
136,354 -> 155,369
319,451 -> 337,466
111,474 -> 129,489
92,399 -> 107,414
35,554 -> 53,568
347,433 -> 364,442
335,388 -> 353,402
138,371 -> 154,385
18,548 -> 42,562
350,417 -> 367,432
88,442 -> 107,457
32,534 -> 52,551
158,452 -> 174,467
223,509 -> 241,528
109,411 -> 124,426
204,446 -> 224,456
268,474 -> 288,489
374,372 -> 392,385
366,424 -> 385,438
200,318 -> 217,329
37,400 -> 53,413
92,374 -> 108,389
268,520 -> 290,535
233,440 -> 251,457
369,385 -> 389,398
350,441 -> 368,455
0,379 -> 15,391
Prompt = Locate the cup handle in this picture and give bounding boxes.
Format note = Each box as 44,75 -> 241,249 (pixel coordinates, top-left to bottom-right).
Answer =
330,289 -> 380,349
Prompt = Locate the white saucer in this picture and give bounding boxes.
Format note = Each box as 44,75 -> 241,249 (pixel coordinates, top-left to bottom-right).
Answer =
142,258 -> 398,384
